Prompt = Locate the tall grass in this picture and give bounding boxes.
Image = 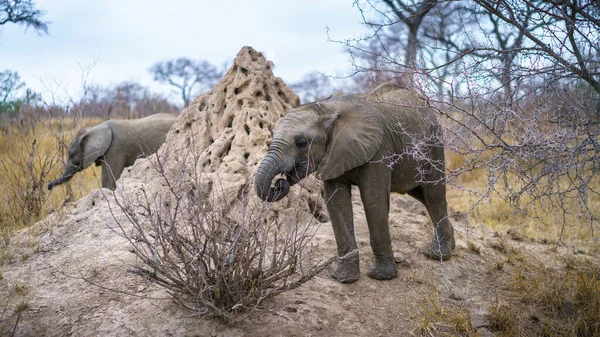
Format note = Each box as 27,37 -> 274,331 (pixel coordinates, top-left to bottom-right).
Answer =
0,118 -> 101,260
445,149 -> 600,248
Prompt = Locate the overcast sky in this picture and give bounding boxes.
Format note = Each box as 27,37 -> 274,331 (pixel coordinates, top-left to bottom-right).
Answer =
1,0 -> 367,103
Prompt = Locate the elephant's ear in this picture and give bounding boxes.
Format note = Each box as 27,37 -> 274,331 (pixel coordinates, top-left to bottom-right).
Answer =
81,123 -> 112,169
316,97 -> 384,180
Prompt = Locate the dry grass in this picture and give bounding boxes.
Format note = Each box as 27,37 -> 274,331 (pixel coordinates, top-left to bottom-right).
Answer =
482,248 -> 600,337
0,118 -> 102,263
488,303 -> 527,336
466,240 -> 481,255
445,150 -> 599,248
444,149 -> 600,336
415,293 -> 474,337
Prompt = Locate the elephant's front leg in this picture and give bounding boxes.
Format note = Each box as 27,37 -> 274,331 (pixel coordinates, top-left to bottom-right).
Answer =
101,154 -> 126,190
359,172 -> 398,280
324,180 -> 360,283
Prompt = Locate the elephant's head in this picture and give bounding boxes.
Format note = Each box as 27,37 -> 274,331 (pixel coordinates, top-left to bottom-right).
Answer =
255,95 -> 384,202
48,123 -> 112,190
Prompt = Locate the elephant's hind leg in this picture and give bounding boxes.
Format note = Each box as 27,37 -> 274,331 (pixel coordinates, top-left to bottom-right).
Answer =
408,185 -> 455,261
359,175 -> 398,280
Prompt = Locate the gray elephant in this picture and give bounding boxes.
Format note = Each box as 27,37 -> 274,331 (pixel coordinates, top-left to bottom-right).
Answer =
48,113 -> 176,191
255,83 -> 455,283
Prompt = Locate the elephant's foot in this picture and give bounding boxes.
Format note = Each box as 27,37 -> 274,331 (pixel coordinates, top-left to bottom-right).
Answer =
424,233 -> 455,261
329,253 -> 360,283
367,257 -> 398,280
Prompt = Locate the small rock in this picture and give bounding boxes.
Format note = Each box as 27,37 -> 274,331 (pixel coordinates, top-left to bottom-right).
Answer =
283,306 -> 297,313
449,288 -> 467,301
470,308 -> 490,329
394,252 -> 405,263
394,252 -> 410,267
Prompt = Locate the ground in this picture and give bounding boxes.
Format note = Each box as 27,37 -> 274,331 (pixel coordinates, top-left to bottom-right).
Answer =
1,185 -> 588,337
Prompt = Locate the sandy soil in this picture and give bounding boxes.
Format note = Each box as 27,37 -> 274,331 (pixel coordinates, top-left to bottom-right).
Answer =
1,186 -> 583,337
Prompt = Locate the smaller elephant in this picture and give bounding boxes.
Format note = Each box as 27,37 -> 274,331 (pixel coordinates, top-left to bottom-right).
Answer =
255,83 -> 455,283
48,113 -> 176,191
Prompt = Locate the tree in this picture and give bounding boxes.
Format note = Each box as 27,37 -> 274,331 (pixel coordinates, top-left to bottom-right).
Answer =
69,81 -> 179,119
348,0 -> 439,86
0,69 -> 24,104
0,69 -> 25,118
149,58 -> 223,108
472,0 -> 600,95
0,0 -> 49,34
344,0 -> 600,237
0,70 -> 42,133
289,72 -> 338,103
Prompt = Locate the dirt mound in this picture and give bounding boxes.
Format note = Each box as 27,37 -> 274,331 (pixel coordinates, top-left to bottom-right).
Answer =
124,46 -> 325,222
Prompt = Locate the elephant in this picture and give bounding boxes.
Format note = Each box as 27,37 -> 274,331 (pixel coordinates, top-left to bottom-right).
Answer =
255,83 -> 455,283
48,113 -> 176,191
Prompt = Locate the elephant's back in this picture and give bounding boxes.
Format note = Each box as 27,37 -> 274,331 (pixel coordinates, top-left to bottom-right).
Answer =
142,113 -> 177,121
367,87 -> 439,139
109,114 -> 176,150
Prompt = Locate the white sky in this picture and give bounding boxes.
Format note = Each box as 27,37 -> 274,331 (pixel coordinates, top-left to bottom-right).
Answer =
0,0 -> 367,103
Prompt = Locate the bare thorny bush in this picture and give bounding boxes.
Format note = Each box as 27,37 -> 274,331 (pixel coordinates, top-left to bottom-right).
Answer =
108,143 -> 333,323
438,81 -> 600,239
334,0 -> 600,244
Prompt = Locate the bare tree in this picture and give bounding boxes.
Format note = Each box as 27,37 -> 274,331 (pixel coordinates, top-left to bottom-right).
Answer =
66,81 -> 179,119
289,72 -> 339,103
343,0 -> 600,240
0,0 -> 49,34
381,0 -> 437,73
346,0 -> 439,86
473,0 -> 600,95
0,70 -> 25,106
149,58 -> 223,108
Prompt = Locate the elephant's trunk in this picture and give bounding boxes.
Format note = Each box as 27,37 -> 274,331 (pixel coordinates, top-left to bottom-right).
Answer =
47,164 -> 79,190
255,153 -> 291,202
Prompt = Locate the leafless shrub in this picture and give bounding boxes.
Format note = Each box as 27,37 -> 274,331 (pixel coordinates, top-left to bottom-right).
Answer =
108,148 -> 333,323
0,130 -> 60,228
336,1 -> 600,244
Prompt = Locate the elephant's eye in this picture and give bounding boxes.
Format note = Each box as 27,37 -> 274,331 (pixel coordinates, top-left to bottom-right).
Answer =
295,137 -> 309,149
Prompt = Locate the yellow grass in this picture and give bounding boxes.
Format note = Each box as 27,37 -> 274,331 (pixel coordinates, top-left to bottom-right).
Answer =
445,150 -> 600,249
487,256 -> 600,336
416,293 -> 474,336
0,118 -> 103,250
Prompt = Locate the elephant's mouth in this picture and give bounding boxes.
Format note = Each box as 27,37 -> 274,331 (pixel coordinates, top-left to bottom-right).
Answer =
285,160 -> 311,186
257,159 -> 312,202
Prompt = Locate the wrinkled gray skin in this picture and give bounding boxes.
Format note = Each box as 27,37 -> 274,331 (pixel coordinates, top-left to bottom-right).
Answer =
255,83 -> 455,283
48,113 -> 176,191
